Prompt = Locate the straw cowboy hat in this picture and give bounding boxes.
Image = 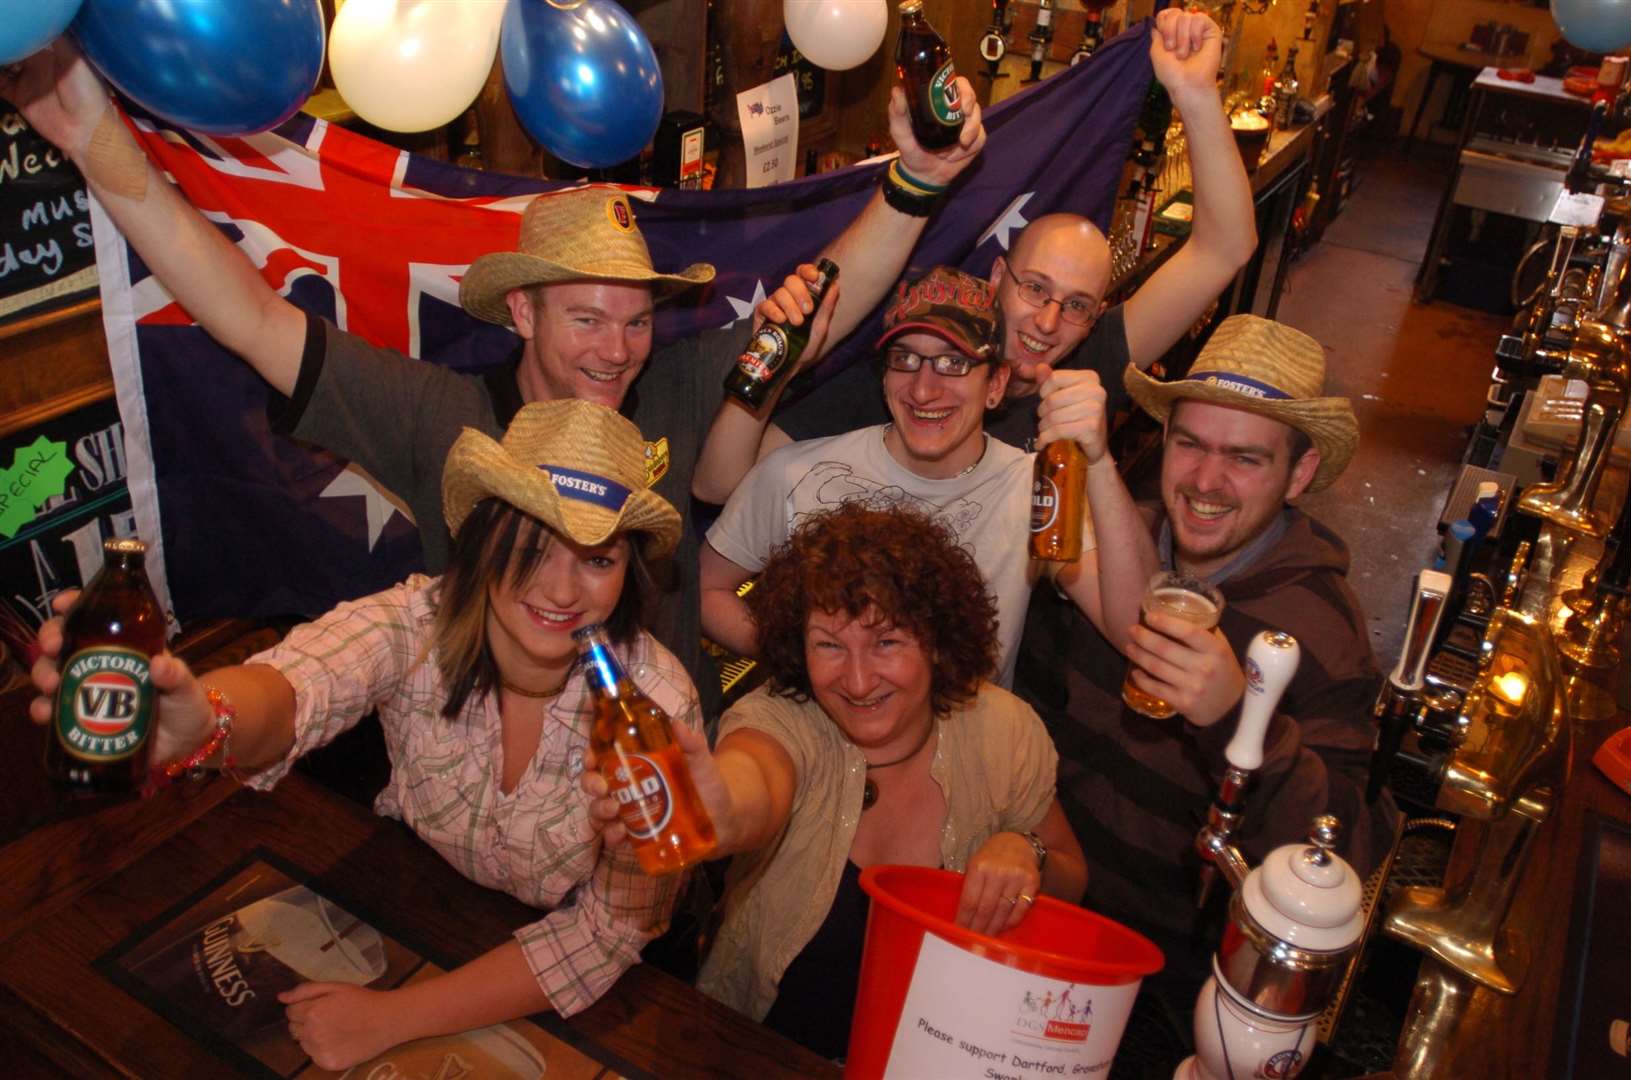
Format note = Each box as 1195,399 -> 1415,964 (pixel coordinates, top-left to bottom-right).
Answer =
1124,315 -> 1358,493
459,186 -> 715,326
442,400 -> 681,557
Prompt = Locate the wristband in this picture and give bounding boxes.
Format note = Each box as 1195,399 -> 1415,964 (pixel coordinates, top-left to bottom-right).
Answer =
882,161 -> 942,218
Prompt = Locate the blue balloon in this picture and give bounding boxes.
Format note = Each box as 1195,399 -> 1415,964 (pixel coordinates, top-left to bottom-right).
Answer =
501,0 -> 664,169
71,0 -> 325,135
0,0 -> 82,66
1551,0 -> 1631,54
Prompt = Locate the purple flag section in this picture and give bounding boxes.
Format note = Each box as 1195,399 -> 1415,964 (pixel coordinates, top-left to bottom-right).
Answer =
94,23 -> 1153,625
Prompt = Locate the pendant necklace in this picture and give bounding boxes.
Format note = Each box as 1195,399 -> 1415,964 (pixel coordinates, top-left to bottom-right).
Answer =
861,722 -> 937,810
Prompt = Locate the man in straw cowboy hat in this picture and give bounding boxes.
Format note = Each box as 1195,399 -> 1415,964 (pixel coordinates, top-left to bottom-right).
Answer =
2,39 -> 986,715
1024,314 -> 1399,996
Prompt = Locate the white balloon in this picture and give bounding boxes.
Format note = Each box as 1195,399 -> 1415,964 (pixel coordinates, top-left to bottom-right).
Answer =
329,0 -> 505,133
784,0 -> 889,72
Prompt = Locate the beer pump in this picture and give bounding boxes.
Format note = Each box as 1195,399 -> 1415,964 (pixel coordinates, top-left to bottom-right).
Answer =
977,0 -> 1010,89
1513,317 -> 1631,538
1367,570 -> 1453,803
1383,607 -> 1570,997
1023,0 -> 1054,83
1179,632 -> 1367,1080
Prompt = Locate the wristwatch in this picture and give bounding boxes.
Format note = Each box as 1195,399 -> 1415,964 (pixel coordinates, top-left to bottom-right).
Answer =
1022,831 -> 1048,876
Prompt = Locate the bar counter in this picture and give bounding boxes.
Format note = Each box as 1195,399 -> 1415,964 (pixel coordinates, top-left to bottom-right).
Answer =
0,766 -> 838,1078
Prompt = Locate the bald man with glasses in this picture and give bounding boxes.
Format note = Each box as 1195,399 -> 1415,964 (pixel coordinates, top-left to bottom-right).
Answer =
699,267 -> 1147,686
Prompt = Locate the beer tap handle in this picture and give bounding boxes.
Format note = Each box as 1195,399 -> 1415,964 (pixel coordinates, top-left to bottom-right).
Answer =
1226,631 -> 1302,772
1367,569 -> 1452,803
1196,631 -> 1300,907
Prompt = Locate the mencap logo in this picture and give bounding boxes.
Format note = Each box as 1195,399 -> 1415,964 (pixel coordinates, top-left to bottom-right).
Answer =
1010,983 -> 1092,1045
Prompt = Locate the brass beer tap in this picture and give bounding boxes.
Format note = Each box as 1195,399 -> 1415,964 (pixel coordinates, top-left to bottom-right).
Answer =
1516,317 -> 1631,538
1383,607 -> 1571,996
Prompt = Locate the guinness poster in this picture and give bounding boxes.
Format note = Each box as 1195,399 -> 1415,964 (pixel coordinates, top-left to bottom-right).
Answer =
99,851 -> 644,1079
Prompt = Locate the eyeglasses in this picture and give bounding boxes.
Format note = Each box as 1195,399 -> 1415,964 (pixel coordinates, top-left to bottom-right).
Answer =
883,349 -> 982,377
1006,274 -> 1098,326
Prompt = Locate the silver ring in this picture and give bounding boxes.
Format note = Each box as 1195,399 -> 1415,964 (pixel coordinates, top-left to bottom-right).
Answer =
1005,895 -> 1019,905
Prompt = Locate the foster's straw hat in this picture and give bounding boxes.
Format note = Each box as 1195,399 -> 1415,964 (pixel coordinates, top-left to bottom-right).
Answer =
442,400 -> 681,557
1124,315 -> 1358,493
459,186 -> 715,326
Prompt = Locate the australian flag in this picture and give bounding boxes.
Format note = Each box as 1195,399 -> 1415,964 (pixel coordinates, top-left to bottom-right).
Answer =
94,24 -> 1154,626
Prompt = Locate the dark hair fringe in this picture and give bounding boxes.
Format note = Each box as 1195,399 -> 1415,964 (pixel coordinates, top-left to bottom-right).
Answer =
433,498 -> 648,719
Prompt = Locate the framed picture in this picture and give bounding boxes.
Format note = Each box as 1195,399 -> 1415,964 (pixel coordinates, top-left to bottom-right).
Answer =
99,849 -> 652,1079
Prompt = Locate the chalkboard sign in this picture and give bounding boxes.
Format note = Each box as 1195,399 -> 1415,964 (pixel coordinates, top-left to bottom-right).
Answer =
0,99 -> 98,326
0,393 -> 137,636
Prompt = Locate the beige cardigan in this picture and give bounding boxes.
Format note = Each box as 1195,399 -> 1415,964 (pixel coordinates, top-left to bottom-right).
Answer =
696,681 -> 1059,1021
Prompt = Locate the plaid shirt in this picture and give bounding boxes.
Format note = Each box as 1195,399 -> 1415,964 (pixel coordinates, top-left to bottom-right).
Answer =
246,575 -> 697,1016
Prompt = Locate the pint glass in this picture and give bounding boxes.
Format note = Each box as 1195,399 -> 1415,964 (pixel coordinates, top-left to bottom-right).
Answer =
1121,571 -> 1224,719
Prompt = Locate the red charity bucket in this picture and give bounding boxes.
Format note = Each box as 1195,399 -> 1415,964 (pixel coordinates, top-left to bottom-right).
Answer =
846,865 -> 1164,1080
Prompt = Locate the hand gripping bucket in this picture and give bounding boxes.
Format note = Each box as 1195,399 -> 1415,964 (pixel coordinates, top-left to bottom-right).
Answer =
846,866 -> 1164,1079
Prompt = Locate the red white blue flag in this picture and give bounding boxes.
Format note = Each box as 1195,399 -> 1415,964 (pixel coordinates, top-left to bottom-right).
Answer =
94,25 -> 1153,625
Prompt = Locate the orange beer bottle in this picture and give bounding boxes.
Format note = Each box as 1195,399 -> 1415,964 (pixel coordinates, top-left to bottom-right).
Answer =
574,624 -> 717,875
896,0 -> 964,150
45,538 -> 165,797
1029,439 -> 1086,561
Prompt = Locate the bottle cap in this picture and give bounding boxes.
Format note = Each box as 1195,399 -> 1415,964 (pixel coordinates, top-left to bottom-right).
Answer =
103,538 -> 147,555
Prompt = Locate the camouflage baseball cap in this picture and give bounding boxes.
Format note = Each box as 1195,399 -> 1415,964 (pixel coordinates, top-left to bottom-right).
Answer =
874,266 -> 1001,361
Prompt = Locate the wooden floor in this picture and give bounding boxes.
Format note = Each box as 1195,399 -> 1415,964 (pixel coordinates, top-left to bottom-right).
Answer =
1279,144 -> 1508,669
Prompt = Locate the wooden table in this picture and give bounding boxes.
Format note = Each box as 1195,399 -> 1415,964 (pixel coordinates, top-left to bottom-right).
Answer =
0,772 -> 838,1079
1405,43 -> 1513,155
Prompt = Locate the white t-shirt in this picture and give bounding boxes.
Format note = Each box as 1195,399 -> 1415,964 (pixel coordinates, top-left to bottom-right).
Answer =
708,425 -> 1049,687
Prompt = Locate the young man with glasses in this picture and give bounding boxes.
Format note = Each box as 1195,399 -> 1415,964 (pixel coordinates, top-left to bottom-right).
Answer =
699,268 -> 1144,687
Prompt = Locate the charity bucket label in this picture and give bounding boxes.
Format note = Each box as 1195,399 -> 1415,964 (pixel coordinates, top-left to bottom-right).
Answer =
881,933 -> 1138,1078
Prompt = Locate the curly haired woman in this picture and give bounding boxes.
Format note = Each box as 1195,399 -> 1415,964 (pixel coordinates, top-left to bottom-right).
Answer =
588,500 -> 1087,1060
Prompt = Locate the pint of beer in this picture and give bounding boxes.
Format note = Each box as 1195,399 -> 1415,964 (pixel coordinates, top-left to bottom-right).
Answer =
1121,571 -> 1224,720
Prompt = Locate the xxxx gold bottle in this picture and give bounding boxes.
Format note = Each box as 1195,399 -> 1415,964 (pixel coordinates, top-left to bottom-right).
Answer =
574,624 -> 716,875
1029,439 -> 1086,561
896,0 -> 964,150
46,538 -> 165,797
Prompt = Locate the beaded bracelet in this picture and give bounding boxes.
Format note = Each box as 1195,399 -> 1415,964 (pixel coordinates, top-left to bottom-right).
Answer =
151,683 -> 239,789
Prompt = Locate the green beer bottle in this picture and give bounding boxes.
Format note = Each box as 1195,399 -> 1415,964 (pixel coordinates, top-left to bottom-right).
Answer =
722,259 -> 840,410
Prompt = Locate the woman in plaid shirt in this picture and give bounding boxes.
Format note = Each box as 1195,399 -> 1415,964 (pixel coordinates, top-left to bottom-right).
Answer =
29,400 -> 697,1069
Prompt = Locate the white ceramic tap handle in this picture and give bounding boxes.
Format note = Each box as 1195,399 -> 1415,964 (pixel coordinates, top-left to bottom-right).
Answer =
1226,631 -> 1301,772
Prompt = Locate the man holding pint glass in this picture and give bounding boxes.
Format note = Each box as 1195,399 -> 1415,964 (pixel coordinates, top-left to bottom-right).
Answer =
1024,315 -> 1401,1005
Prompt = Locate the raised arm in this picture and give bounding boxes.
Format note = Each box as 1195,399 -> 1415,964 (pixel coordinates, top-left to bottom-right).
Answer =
1034,365 -> 1155,648
0,39 -> 307,395
692,78 -> 987,503
1121,10 -> 1256,369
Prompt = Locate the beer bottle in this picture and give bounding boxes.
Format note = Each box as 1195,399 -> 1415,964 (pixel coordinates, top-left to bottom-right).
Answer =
574,624 -> 717,875
45,538 -> 165,797
896,0 -> 964,151
1029,438 -> 1086,561
722,259 -> 839,410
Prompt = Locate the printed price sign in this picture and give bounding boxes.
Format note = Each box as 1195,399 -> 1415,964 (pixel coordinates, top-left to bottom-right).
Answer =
736,74 -> 799,189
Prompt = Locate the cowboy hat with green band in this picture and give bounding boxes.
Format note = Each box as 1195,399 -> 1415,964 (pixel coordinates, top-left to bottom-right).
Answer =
442,399 -> 681,558
1123,314 -> 1358,494
459,186 -> 714,327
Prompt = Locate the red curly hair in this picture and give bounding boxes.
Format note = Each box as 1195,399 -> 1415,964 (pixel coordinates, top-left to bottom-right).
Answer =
746,501 -> 1000,715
